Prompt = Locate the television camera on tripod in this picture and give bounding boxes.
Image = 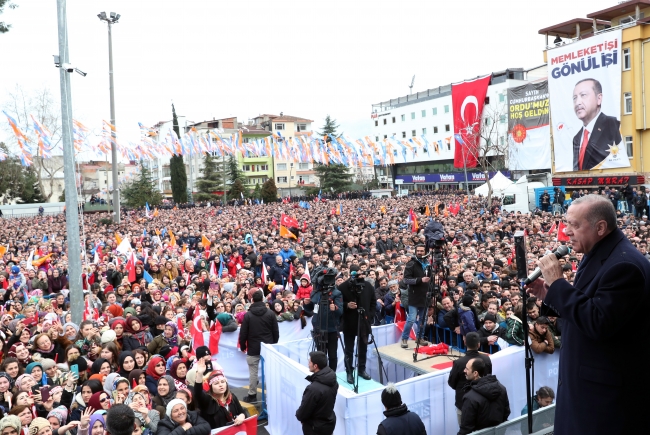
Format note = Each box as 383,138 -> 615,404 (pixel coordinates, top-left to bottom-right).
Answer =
306,268 -> 343,371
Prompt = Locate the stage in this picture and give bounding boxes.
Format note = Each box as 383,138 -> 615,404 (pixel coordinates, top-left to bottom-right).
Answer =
375,341 -> 464,375
261,323 -> 561,435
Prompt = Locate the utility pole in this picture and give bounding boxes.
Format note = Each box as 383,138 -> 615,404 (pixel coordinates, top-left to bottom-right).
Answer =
98,11 -> 121,223
56,0 -> 83,324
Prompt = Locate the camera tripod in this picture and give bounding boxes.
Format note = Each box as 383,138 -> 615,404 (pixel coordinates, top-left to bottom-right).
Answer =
309,286 -> 345,367
350,305 -> 387,393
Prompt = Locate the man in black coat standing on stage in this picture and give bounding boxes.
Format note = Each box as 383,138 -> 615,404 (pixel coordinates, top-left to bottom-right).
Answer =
539,195 -> 650,435
339,264 -> 376,384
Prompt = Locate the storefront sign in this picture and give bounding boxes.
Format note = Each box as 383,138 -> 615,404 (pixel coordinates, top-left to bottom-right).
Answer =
552,175 -> 644,186
397,171 -> 511,184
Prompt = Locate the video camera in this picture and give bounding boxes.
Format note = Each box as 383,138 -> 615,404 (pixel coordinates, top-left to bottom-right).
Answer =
316,267 -> 338,291
424,220 -> 447,265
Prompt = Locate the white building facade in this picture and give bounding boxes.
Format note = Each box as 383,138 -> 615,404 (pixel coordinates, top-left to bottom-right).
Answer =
370,67 -> 546,191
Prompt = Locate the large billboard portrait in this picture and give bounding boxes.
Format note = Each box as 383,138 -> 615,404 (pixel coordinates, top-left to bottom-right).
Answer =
548,29 -> 629,172
507,81 -> 551,170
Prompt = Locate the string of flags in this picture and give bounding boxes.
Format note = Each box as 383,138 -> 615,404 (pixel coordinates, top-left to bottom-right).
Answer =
2,113 -> 456,167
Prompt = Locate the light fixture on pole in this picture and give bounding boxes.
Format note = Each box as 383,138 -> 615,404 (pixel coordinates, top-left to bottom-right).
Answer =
98,11 -> 121,223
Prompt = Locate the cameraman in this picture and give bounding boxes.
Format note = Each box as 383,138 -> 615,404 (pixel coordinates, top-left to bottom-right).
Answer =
400,244 -> 431,349
339,264 -> 376,384
304,270 -> 343,371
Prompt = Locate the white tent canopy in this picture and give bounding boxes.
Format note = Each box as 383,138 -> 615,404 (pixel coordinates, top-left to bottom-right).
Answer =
474,171 -> 514,196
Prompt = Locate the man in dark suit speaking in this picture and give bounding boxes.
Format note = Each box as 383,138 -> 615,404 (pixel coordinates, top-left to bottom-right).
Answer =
538,195 -> 649,435
572,78 -> 622,171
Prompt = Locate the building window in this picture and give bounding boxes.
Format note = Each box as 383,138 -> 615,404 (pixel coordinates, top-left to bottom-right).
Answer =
625,136 -> 634,157
411,130 -> 416,137
277,176 -> 287,183
402,131 -> 406,138
485,97 -> 490,105
392,116 -> 396,123
242,165 -> 251,172
376,136 -> 379,142
275,123 -> 285,130
383,118 -> 387,125
433,126 -> 438,134
500,136 -> 505,145
162,181 -> 171,191
624,93 -> 633,114
422,128 -> 427,135
445,124 -> 450,132
383,134 -> 387,139
499,93 -> 506,103
297,123 -> 307,131
432,108 -> 437,115
485,117 -> 491,126
421,110 -> 426,118
411,112 -> 415,119
401,114 -> 405,121
499,114 -> 506,124
298,163 -> 309,170
374,120 -> 378,127
623,48 -> 631,71
277,163 -> 287,171
444,105 -> 450,113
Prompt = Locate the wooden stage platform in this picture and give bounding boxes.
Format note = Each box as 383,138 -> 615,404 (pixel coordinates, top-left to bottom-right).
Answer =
374,342 -> 465,375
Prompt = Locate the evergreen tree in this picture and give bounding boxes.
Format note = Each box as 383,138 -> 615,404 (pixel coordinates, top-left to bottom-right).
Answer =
313,164 -> 353,194
122,163 -> 163,208
58,189 -> 65,202
229,178 -> 245,200
0,143 -> 24,201
261,178 -> 278,203
195,153 -> 223,202
252,184 -> 262,200
169,103 -> 188,203
318,115 -> 340,138
17,165 -> 46,203
227,154 -> 245,184
0,1 -> 18,34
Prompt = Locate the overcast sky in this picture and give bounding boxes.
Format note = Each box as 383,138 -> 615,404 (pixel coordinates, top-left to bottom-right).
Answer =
0,0 -> 617,149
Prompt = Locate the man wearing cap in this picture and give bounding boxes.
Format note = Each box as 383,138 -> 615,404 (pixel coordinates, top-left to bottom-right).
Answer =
338,264 -> 376,384
295,352 -> 338,435
377,383 -> 426,435
476,313 -> 505,353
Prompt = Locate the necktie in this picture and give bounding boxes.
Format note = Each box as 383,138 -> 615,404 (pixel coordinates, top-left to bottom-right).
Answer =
578,128 -> 589,170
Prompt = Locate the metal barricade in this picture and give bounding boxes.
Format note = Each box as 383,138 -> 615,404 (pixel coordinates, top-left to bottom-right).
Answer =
427,325 -> 500,354
470,404 -> 555,434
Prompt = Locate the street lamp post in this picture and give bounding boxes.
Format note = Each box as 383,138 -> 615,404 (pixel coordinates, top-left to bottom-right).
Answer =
97,11 -> 121,223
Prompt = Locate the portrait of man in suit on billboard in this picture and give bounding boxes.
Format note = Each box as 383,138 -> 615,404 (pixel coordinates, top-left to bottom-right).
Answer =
572,78 -> 622,171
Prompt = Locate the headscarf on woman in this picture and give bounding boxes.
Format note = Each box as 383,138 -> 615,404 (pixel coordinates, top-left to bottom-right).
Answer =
87,391 -> 109,411
145,356 -> 164,381
157,375 -> 177,407
124,318 -> 149,347
103,373 -> 120,395
162,321 -> 178,347
169,359 -> 188,390
62,322 -> 79,340
8,343 -> 31,366
91,358 -> 109,375
88,415 -> 105,434
117,351 -> 134,378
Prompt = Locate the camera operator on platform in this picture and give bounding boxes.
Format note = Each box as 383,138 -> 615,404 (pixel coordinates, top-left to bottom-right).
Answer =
304,268 -> 344,371
339,264 -> 376,384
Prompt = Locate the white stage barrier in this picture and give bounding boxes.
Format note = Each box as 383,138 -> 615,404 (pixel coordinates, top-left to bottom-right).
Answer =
261,324 -> 560,435
213,320 -> 313,388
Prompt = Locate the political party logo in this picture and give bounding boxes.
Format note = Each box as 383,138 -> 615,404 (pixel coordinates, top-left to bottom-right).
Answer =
439,174 -> 455,182
412,175 -> 426,182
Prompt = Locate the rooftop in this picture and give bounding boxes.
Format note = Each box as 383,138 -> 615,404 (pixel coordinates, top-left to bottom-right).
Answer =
587,0 -> 650,20
538,17 -> 611,38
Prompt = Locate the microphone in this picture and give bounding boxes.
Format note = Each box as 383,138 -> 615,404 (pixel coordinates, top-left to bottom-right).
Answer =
523,245 -> 569,285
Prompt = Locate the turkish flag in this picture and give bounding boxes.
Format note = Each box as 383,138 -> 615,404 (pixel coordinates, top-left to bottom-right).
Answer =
557,221 -> 570,242
271,217 -> 278,228
212,416 -> 258,434
452,75 -> 491,169
126,251 -> 136,282
280,214 -> 299,229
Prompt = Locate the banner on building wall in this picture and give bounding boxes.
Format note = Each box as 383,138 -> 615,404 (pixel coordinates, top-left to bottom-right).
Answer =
452,75 -> 492,169
507,81 -> 551,170
548,29 -> 629,172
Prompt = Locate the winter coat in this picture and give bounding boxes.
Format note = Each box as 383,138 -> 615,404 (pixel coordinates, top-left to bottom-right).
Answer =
239,301 -> 279,356
48,275 -> 68,293
295,367 -> 339,434
504,315 -> 525,346
193,379 -> 247,429
529,326 -> 555,354
448,349 -> 493,410
268,263 -> 289,286
477,324 -> 506,352
156,410 -> 211,435
105,269 -> 124,288
458,304 -> 478,336
403,256 -> 428,307
226,255 -> 244,277
458,375 -> 510,435
296,274 -> 313,300
338,278 -> 376,335
377,403 -> 427,435
305,288 -> 343,333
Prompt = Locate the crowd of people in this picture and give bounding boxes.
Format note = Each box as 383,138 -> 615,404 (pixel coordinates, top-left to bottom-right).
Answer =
0,186 -> 646,434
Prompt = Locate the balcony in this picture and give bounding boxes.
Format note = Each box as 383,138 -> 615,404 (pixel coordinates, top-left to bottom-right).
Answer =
539,17 -> 611,51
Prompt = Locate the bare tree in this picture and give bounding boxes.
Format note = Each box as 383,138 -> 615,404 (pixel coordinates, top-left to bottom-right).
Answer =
2,85 -> 65,201
464,103 -> 510,204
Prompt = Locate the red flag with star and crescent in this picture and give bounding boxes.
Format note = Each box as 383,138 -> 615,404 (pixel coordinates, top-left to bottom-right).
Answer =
452,75 -> 491,169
